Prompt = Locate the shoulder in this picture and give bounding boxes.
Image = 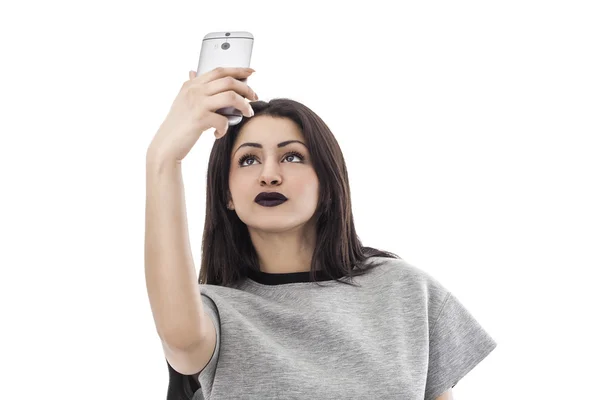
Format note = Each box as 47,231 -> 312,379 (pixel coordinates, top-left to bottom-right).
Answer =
367,257 -> 451,312
368,256 -> 445,289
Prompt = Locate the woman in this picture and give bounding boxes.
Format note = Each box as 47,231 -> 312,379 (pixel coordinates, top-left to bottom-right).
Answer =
145,67 -> 496,400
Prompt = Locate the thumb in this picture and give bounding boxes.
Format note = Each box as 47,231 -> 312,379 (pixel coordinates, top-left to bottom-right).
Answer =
189,70 -> 197,80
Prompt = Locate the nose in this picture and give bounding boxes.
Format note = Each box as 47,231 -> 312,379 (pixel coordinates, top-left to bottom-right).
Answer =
260,173 -> 281,186
259,161 -> 282,186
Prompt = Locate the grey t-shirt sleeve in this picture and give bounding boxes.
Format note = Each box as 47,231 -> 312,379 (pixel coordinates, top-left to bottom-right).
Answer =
424,291 -> 497,400
191,294 -> 222,400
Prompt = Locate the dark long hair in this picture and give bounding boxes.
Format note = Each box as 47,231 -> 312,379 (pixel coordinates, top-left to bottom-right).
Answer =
166,98 -> 401,399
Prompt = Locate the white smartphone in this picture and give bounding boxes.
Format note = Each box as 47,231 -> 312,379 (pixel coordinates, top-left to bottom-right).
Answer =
196,31 -> 254,126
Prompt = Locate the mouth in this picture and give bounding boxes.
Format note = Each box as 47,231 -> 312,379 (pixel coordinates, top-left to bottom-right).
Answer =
255,199 -> 288,207
254,191 -> 288,207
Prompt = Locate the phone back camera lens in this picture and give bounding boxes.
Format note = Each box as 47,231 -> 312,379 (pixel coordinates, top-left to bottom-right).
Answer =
225,32 -> 230,36
221,42 -> 230,50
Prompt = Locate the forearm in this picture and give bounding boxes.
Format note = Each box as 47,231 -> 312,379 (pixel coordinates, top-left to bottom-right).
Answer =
144,153 -> 207,349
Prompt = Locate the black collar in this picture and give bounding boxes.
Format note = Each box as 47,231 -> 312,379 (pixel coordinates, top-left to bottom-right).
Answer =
246,268 -> 334,285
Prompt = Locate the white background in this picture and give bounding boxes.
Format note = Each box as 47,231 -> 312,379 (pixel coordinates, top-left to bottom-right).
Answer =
1,0 -> 598,399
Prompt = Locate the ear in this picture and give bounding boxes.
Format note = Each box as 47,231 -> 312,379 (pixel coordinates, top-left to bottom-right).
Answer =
227,192 -> 234,210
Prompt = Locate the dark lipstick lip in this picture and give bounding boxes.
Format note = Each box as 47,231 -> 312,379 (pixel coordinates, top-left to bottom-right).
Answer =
256,199 -> 287,207
254,191 -> 288,202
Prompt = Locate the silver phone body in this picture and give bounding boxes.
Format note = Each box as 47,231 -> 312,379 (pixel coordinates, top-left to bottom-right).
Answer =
196,31 -> 254,126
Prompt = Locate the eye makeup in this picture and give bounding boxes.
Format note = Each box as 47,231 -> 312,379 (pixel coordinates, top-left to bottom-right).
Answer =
237,150 -> 305,167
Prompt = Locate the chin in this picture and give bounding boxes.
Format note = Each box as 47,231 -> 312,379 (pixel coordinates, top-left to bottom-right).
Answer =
244,214 -> 313,233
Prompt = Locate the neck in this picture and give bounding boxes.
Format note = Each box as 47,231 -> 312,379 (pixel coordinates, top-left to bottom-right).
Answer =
248,224 -> 317,274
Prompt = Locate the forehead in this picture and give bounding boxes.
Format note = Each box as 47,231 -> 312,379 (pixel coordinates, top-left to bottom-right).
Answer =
233,116 -> 304,147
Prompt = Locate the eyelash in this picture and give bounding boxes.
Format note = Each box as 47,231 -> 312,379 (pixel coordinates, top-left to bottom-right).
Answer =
237,151 -> 305,167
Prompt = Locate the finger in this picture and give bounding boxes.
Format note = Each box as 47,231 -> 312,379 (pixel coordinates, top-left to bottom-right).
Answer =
197,66 -> 255,84
206,91 -> 254,118
216,123 -> 229,139
205,113 -> 230,139
204,75 -> 258,101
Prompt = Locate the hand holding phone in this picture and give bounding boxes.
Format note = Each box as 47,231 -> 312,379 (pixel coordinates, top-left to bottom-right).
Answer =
196,31 -> 254,126
147,67 -> 258,164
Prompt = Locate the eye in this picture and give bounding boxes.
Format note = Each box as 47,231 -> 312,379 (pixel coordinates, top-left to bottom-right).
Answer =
237,151 -> 305,167
283,151 -> 304,163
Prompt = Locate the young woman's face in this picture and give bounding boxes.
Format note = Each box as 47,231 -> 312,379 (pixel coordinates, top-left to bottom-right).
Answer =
228,116 -> 319,233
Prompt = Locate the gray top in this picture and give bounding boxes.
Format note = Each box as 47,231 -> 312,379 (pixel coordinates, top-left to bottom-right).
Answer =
186,257 -> 497,400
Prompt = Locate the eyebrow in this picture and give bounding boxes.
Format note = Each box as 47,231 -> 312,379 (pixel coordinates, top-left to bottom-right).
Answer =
233,140 -> 307,155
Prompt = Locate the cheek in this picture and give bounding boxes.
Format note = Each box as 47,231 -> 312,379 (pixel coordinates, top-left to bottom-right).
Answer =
295,172 -> 319,197
228,175 -> 250,198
